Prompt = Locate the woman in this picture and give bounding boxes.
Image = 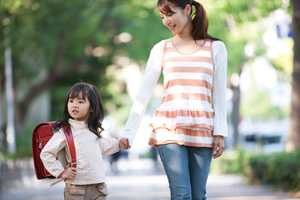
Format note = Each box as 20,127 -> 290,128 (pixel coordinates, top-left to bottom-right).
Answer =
122,0 -> 227,199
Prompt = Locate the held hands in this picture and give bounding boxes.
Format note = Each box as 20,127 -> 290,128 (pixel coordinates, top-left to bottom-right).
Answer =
60,167 -> 76,180
119,138 -> 131,149
212,135 -> 224,159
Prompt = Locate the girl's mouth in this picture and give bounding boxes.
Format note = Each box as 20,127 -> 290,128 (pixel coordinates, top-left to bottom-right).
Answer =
71,110 -> 79,114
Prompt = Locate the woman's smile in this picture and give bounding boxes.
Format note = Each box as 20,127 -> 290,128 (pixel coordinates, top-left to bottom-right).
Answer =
168,24 -> 177,32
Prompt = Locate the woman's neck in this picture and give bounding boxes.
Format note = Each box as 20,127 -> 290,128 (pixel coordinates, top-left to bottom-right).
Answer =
174,21 -> 193,42
172,32 -> 205,55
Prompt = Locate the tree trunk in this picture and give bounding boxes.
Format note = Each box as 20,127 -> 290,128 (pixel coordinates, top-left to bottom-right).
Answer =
229,71 -> 242,149
230,83 -> 241,148
287,0 -> 300,151
0,86 -> 4,151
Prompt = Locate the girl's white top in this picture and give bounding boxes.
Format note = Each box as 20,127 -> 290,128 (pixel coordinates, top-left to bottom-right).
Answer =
40,118 -> 119,185
122,39 -> 228,145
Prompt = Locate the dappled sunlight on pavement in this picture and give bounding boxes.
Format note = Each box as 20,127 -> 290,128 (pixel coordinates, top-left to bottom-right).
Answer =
207,175 -> 299,200
0,158 -> 299,200
210,197 -> 297,200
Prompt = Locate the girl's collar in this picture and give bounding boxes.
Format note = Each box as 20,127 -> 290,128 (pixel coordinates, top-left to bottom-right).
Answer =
68,118 -> 88,129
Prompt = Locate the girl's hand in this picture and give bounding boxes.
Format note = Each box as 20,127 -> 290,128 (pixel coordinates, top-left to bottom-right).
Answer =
212,135 -> 224,159
60,167 -> 76,180
119,138 -> 130,149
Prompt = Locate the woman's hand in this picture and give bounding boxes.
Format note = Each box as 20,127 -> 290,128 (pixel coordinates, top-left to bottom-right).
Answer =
60,167 -> 76,180
212,135 -> 224,159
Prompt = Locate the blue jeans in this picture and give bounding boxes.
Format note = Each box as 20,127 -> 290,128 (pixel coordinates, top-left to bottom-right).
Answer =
157,144 -> 212,200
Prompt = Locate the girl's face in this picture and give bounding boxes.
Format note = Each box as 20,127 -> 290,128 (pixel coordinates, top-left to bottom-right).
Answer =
159,3 -> 191,36
67,93 -> 91,121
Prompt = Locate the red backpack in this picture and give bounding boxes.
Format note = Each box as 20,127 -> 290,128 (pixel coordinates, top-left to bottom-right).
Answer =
32,122 -> 77,179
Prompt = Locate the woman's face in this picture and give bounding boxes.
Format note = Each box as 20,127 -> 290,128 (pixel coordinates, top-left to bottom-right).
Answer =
159,3 -> 191,36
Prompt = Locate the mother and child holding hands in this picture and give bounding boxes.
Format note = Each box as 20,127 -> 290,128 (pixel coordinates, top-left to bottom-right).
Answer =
40,0 -> 228,200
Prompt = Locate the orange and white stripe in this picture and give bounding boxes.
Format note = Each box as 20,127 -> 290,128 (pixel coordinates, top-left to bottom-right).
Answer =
150,39 -> 215,147
165,79 -> 213,90
149,130 -> 213,147
165,50 -> 212,59
162,93 -> 212,103
165,72 -> 213,83
164,66 -> 213,75
151,116 -> 214,126
164,86 -> 212,97
155,100 -> 213,113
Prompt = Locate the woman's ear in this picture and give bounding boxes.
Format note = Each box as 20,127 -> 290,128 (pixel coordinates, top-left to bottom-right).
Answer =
184,4 -> 192,16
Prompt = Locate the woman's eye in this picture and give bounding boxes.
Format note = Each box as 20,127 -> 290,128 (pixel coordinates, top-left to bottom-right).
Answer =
69,99 -> 73,103
166,12 -> 174,17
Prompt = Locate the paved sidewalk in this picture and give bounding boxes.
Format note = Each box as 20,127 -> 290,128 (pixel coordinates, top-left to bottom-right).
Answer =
0,159 -> 299,200
106,173 -> 299,200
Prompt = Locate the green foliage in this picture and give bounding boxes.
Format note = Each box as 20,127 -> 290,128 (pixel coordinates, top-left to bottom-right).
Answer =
241,89 -> 289,120
15,124 -> 33,157
125,11 -> 170,62
222,0 -> 284,23
1,123 -> 34,159
205,0 -> 285,75
214,149 -> 300,191
212,149 -> 252,174
0,0 -> 289,156
49,62 -> 111,119
114,1 -> 170,61
270,39 -> 293,75
248,151 -> 300,190
0,0 -> 153,122
0,0 -> 28,14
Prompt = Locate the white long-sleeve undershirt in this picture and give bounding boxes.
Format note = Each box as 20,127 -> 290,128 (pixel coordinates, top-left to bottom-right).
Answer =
122,40 -> 228,144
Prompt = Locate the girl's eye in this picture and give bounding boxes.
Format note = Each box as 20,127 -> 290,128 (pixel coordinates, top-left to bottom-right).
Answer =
78,100 -> 85,104
69,99 -> 74,103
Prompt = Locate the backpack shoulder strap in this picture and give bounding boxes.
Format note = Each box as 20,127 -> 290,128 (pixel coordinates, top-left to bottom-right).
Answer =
62,126 -> 77,170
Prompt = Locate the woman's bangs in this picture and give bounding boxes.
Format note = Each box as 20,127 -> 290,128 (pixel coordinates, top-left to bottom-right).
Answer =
159,4 -> 175,15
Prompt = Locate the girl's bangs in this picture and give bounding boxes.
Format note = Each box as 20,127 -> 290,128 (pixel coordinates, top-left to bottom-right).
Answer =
69,87 -> 88,100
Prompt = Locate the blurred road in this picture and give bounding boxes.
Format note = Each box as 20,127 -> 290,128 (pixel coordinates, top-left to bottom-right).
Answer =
0,158 -> 299,200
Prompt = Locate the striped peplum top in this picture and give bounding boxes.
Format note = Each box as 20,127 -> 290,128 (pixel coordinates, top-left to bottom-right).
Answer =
122,39 -> 228,148
149,40 -> 215,147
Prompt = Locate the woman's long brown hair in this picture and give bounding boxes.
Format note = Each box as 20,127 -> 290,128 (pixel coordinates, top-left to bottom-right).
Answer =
157,0 -> 217,41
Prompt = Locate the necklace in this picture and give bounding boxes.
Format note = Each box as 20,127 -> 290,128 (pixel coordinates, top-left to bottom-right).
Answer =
171,39 -> 206,55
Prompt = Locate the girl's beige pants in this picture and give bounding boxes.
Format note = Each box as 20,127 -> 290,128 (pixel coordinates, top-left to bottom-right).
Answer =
64,182 -> 107,200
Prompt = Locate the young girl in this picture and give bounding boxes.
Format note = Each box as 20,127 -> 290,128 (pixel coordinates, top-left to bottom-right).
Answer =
121,0 -> 228,199
41,82 -> 129,200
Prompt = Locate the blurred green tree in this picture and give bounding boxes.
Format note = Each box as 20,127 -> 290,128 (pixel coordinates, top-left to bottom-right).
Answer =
0,0 -> 166,130
205,0 -> 286,147
0,0 -> 294,154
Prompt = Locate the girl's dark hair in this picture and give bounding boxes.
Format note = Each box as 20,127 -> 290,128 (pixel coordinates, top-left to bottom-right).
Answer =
54,82 -> 105,138
157,0 -> 217,41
